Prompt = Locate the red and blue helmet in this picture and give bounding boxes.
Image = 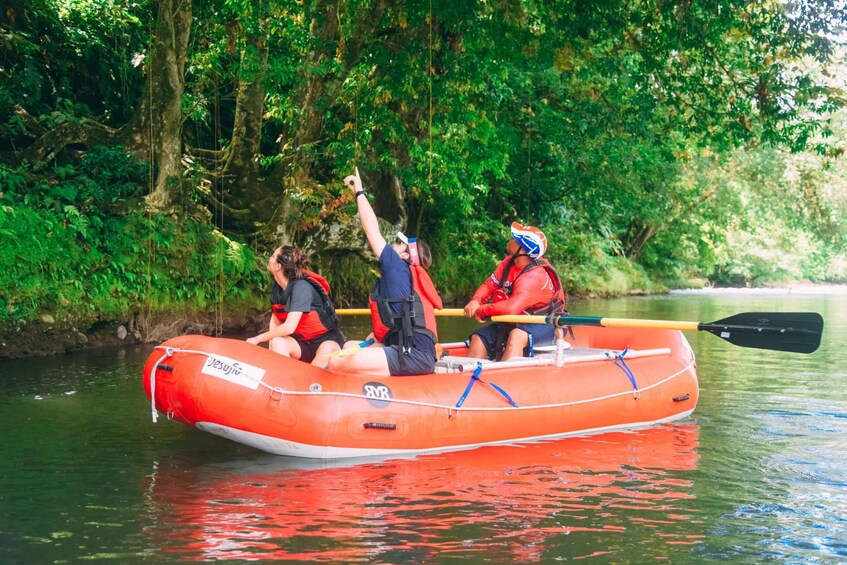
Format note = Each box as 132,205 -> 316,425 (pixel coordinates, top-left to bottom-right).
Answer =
510,222 -> 547,259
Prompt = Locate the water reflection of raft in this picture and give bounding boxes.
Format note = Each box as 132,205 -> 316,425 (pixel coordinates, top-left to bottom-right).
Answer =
142,326 -> 698,459
146,425 -> 701,561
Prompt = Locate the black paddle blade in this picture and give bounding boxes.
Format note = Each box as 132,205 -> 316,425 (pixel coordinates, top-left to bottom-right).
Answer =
699,312 -> 824,354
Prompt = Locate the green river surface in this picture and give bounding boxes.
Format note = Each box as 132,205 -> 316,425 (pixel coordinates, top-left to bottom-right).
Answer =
1,289 -> 845,563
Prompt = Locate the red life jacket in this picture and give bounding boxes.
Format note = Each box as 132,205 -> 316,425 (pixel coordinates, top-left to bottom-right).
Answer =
368,264 -> 441,347
271,270 -> 340,340
492,255 -> 567,315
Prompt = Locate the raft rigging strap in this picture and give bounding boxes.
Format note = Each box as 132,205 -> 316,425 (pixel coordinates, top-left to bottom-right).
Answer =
605,348 -> 639,399
455,362 -> 519,408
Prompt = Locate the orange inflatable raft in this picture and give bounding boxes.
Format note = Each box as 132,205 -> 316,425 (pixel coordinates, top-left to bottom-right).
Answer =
142,326 -> 698,459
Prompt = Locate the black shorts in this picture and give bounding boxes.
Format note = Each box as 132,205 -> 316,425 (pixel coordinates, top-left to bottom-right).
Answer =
383,344 -> 437,376
471,322 -> 555,360
296,327 -> 346,363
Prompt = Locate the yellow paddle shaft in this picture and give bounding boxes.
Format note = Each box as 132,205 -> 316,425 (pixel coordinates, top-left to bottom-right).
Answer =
601,318 -> 700,331
491,314 -> 701,331
336,308 -> 466,317
335,308 -> 370,315
338,310 -> 700,331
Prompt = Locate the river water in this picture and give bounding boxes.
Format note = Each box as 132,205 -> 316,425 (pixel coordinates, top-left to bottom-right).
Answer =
0,290 -> 845,563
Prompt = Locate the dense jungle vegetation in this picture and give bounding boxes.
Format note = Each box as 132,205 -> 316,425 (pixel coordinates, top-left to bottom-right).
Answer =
1,0 -> 846,350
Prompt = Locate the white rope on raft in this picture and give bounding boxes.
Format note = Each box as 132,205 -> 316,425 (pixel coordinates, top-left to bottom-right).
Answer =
148,346 -> 693,419
148,351 -> 171,423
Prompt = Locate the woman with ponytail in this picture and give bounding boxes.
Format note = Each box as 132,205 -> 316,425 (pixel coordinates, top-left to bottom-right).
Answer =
247,246 -> 345,367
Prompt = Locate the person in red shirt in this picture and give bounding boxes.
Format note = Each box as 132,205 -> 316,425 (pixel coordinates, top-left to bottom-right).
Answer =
463,222 -> 566,360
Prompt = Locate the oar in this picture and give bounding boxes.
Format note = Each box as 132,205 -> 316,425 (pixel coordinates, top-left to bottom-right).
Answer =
330,310 -> 467,360
336,308 -> 467,316
489,312 -> 823,354
326,338 -> 375,358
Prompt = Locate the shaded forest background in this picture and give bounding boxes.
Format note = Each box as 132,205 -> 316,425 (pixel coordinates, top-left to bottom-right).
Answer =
1,0 -> 846,353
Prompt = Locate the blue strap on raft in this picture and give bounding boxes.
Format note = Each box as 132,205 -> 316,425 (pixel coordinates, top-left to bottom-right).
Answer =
455,362 -> 519,408
605,347 -> 639,396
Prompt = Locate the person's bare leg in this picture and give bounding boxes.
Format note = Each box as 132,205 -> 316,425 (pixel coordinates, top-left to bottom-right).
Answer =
312,340 -> 340,367
466,334 -> 488,359
327,348 -> 391,375
269,336 -> 302,359
501,328 -> 529,361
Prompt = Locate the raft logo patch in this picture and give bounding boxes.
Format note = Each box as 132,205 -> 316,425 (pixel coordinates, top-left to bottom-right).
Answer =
202,355 -> 264,390
363,381 -> 392,408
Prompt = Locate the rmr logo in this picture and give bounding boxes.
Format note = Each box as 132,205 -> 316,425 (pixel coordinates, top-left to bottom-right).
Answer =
364,384 -> 391,399
363,381 -> 392,408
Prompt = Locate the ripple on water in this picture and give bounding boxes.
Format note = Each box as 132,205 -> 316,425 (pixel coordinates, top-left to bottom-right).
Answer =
3,294 -> 847,562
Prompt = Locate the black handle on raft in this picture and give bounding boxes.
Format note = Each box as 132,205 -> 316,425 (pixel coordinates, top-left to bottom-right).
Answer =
363,422 -> 396,430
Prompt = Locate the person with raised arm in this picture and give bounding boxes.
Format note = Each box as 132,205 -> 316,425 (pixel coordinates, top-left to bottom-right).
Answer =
328,168 -> 443,376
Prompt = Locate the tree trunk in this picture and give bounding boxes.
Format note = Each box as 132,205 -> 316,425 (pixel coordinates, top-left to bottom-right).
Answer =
223,37 -> 269,196
14,120 -> 115,170
215,33 -> 270,232
625,222 -> 657,260
119,0 -> 192,212
266,0 -> 389,245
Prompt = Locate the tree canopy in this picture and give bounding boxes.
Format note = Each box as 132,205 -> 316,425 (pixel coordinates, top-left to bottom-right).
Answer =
1,0 -> 846,334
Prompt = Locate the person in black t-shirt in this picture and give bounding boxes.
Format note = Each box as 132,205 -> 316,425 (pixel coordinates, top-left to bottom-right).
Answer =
247,246 -> 345,366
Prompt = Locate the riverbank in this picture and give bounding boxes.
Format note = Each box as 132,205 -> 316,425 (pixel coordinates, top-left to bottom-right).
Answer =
0,310 -> 267,360
3,284 -> 843,360
671,284 -> 847,295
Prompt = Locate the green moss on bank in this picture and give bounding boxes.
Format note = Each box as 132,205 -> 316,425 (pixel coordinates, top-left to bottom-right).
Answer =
0,149 -> 266,343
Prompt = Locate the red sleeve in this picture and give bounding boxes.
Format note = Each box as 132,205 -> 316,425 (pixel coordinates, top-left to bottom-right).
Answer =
471,277 -> 497,304
471,257 -> 509,304
476,267 -> 554,318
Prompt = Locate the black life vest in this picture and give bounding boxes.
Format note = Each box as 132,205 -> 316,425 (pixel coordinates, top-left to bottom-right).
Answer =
271,271 -> 340,340
368,265 -> 440,349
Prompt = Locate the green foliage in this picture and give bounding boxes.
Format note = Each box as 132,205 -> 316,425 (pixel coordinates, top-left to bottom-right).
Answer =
0,153 -> 265,335
3,0 -> 846,339
676,136 -> 847,286
0,0 -> 148,124
296,0 -> 846,298
9,146 -> 148,211
428,216 -> 507,303
310,251 -> 380,308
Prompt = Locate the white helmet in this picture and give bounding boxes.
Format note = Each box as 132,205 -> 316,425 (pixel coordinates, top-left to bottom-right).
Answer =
510,222 -> 547,259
